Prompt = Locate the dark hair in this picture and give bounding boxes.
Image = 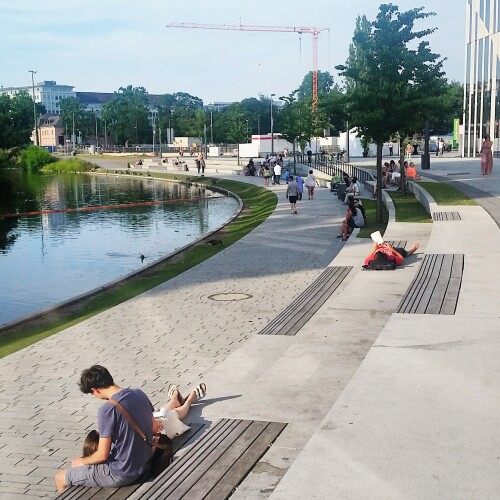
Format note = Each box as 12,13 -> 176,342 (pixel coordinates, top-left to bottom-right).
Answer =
348,200 -> 357,214
309,170 -> 313,174
289,175 -> 294,180
83,430 -> 100,457
352,176 -> 358,183
78,365 -> 114,394
373,251 -> 389,261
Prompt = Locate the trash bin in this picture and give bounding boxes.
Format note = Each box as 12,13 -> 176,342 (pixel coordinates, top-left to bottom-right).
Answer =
337,183 -> 346,200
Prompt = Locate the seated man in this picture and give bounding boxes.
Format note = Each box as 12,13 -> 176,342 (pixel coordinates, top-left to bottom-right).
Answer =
55,365 -> 158,491
364,242 -> 419,267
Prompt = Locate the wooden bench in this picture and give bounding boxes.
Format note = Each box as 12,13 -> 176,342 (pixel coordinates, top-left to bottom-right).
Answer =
396,253 -> 464,314
56,419 -> 285,500
258,266 -> 352,335
137,418 -> 286,499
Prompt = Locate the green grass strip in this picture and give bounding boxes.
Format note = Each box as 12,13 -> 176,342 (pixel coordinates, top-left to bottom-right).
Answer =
0,173 -> 277,358
388,191 -> 432,223
418,182 -> 477,205
357,198 -> 389,238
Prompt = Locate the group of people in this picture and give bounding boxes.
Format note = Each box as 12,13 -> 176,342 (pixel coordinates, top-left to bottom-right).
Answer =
55,365 -> 206,492
284,170 -> 319,214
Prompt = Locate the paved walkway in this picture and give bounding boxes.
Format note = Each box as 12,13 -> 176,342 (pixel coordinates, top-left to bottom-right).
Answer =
0,155 -> 498,499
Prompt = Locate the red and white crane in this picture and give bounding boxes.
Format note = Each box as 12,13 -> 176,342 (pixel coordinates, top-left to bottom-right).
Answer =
165,22 -> 328,110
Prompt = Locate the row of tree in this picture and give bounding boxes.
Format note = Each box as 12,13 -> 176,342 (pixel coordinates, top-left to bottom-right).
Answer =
1,5 -> 462,168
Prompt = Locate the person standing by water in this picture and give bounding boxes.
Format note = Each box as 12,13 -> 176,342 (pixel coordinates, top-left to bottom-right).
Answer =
480,135 -> 493,175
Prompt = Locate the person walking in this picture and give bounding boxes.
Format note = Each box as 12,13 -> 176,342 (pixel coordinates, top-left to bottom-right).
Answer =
480,134 -> 493,175
296,174 -> 304,200
273,162 -> 282,185
286,175 -> 299,214
305,169 -> 319,200
263,164 -> 271,186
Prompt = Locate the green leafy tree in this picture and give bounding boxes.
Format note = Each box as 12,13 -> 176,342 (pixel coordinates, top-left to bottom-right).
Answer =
101,86 -> 150,145
0,91 -> 37,148
336,4 -> 445,220
20,145 -> 57,172
297,71 -> 335,99
225,104 -> 248,164
430,80 -> 463,135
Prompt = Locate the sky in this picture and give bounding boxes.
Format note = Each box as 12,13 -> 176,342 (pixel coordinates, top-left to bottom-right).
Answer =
0,1 -> 466,104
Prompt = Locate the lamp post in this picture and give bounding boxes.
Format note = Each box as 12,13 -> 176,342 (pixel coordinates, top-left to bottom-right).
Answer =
270,93 -> 276,156
151,111 -> 156,155
29,70 -> 38,145
94,110 -> 99,152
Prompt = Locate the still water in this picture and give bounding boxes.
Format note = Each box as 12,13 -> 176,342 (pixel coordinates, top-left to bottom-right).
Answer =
0,172 -> 239,325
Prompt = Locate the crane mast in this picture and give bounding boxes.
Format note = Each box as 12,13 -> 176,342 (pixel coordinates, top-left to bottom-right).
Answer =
166,22 -> 328,110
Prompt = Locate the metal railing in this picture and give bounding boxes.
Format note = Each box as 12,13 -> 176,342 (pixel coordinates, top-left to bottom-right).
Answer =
297,153 -> 376,185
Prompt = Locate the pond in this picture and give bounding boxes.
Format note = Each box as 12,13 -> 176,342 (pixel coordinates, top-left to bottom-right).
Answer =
0,171 -> 239,326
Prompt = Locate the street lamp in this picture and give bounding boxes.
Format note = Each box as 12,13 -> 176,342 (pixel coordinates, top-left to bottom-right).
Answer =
29,70 -> 38,146
270,93 -> 276,156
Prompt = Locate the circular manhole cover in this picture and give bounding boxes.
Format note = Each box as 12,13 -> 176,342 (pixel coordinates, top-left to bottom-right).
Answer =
208,292 -> 253,302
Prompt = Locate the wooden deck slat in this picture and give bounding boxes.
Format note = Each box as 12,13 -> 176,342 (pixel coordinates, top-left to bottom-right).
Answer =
396,254 -> 463,315
204,422 -> 287,500
258,266 -> 351,335
424,255 -> 453,314
158,420 -> 258,499
171,421 -> 270,499
397,254 -> 437,313
259,267 -> 343,334
148,419 -> 241,495
440,255 -> 464,314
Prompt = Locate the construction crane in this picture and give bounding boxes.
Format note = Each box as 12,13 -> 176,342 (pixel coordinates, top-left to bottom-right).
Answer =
165,22 -> 328,111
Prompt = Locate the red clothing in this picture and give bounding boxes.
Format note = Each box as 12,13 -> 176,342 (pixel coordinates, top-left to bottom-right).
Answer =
364,244 -> 404,266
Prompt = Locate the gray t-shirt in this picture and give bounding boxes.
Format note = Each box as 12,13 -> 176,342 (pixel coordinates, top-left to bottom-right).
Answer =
287,181 -> 299,197
98,388 -> 154,477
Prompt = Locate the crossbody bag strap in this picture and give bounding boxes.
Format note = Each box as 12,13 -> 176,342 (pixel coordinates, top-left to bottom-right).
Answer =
107,399 -> 168,450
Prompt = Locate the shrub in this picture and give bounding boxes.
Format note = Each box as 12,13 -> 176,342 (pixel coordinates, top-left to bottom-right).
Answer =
20,146 -> 57,172
41,158 -> 97,173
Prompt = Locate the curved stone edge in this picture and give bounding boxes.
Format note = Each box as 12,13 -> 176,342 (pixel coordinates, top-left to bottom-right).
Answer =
0,175 -> 244,337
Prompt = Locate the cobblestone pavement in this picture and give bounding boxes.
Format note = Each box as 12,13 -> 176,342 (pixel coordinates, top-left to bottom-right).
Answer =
0,169 -> 346,498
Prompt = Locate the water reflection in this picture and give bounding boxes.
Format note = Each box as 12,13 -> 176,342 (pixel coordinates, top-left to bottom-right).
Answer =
0,172 -> 238,325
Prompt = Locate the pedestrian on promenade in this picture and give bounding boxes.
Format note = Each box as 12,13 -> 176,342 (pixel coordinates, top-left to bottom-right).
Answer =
480,135 -> 493,175
273,162 -> 282,185
296,174 -> 304,200
305,169 -> 319,199
286,175 -> 299,214
263,164 -> 271,186
405,143 -> 413,161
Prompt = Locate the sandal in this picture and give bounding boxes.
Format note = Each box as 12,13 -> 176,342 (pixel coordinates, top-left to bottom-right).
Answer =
192,382 -> 207,401
167,384 -> 184,406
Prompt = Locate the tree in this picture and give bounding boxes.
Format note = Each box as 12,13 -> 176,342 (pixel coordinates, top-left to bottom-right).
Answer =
101,86 -> 150,145
0,91 -> 38,148
336,5 -> 445,221
429,80 -> 463,135
297,71 -> 335,99
225,104 -> 248,165
60,97 -> 93,142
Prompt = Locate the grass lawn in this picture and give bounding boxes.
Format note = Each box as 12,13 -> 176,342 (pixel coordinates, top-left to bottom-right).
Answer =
0,173 -> 276,358
418,182 -> 477,205
388,191 -> 432,223
358,198 -> 389,238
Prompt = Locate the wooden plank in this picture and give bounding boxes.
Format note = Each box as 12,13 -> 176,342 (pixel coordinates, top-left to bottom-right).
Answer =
258,266 -> 351,336
204,422 -> 287,500
170,421 -> 270,499
440,254 -> 464,314
142,419 -> 243,499
413,254 -> 445,314
396,255 -> 436,313
143,420 -> 251,500
424,255 -> 453,314
258,267 -> 341,335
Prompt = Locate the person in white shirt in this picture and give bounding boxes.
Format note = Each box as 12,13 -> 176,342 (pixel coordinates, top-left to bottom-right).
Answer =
273,162 -> 282,184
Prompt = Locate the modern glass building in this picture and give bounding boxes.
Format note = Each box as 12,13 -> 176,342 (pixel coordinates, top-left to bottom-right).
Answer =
463,0 -> 499,157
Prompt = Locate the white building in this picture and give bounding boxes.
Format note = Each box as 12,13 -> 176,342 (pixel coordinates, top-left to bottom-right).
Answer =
0,80 -> 75,115
463,0 -> 499,157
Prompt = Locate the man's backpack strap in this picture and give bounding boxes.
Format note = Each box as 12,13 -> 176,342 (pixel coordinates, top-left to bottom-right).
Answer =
107,399 -> 169,450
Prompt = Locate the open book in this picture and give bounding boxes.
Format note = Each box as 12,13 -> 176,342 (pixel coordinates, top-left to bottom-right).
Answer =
370,231 -> 384,245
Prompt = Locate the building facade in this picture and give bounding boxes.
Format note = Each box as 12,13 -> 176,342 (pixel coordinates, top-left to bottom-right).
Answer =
0,81 -> 75,115
463,0 -> 500,157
